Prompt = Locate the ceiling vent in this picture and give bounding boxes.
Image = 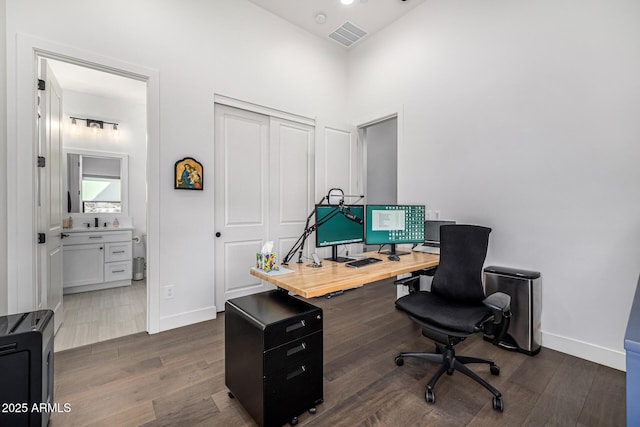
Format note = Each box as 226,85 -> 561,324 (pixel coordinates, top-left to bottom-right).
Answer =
328,21 -> 368,47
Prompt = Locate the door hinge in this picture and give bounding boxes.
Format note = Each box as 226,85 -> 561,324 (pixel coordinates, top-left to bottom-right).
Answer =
37,156 -> 46,167
37,79 -> 46,90
38,233 -> 46,244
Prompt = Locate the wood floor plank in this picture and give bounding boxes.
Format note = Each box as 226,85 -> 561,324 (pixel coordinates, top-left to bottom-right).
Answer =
51,278 -> 626,426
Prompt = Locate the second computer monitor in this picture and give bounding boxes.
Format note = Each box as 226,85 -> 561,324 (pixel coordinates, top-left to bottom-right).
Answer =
365,204 -> 425,255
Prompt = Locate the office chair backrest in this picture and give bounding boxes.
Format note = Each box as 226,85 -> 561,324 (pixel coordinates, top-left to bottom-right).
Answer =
431,225 -> 491,303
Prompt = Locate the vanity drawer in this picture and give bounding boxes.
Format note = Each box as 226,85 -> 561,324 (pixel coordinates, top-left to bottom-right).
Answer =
64,231 -> 132,246
104,242 -> 132,262
104,261 -> 132,282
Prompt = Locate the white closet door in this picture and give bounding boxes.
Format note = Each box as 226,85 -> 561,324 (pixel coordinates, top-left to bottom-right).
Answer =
269,117 -> 315,263
315,123 -> 362,259
214,105 -> 272,308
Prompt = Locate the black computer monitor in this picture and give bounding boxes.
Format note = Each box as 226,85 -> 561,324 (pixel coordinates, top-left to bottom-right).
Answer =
315,205 -> 364,262
424,220 -> 456,246
365,204 -> 425,255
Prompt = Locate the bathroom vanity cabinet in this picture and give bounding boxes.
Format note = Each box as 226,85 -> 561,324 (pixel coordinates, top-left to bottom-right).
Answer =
62,228 -> 133,294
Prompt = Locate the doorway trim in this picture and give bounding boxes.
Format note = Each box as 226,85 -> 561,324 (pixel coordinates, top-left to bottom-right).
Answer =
8,33 -> 161,333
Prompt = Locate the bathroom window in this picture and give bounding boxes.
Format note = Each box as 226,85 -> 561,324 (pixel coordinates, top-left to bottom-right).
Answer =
81,175 -> 122,213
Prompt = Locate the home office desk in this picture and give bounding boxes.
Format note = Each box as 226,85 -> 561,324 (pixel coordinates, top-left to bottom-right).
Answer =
228,251 -> 439,426
249,250 -> 440,298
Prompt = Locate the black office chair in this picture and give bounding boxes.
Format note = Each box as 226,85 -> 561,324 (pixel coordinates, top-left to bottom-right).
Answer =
394,224 -> 511,411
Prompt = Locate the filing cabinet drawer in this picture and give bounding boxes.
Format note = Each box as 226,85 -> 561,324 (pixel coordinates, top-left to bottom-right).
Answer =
104,261 -> 132,282
264,352 -> 323,421
264,309 -> 323,350
105,242 -> 132,262
264,331 -> 322,375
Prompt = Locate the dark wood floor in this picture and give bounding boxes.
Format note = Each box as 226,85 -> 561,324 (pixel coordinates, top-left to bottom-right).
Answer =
50,279 -> 626,426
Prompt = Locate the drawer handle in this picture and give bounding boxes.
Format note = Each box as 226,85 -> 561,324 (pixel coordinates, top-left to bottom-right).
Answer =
112,250 -> 126,254
286,365 -> 306,381
285,320 -> 305,333
89,236 -> 103,239
286,342 -> 307,357
0,343 -> 18,355
112,269 -> 126,273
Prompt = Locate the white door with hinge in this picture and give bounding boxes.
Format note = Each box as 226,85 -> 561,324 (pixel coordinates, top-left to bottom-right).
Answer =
37,58 -> 64,332
214,105 -> 315,309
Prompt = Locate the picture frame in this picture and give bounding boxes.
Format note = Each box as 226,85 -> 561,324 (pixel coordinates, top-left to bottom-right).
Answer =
175,157 -> 204,190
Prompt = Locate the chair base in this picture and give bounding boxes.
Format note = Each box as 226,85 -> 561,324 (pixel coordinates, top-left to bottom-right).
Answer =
395,344 -> 504,411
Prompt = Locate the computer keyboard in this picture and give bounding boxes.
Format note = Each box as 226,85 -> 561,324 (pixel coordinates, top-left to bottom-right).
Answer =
345,257 -> 383,268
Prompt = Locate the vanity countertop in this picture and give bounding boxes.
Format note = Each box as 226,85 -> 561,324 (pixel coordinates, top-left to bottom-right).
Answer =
64,226 -> 134,233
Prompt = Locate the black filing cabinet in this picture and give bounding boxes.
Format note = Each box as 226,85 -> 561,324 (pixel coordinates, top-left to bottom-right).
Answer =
0,310 -> 55,427
225,291 -> 323,427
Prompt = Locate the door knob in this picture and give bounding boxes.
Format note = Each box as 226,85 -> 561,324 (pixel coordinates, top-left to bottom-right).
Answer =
215,232 -> 222,238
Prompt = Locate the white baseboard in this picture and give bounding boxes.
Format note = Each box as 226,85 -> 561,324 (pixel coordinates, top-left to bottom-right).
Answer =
542,330 -> 626,372
157,306 -> 217,332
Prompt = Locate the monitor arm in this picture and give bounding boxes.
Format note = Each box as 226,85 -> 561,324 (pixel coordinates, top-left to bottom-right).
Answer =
281,191 -> 365,265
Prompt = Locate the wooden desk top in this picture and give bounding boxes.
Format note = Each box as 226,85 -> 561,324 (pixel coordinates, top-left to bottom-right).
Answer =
250,251 -> 439,298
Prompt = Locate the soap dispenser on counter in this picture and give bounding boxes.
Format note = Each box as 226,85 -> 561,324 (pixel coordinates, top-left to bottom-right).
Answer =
113,218 -> 119,228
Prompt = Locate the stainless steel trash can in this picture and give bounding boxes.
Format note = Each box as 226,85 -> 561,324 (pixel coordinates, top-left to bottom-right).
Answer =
133,257 -> 145,281
484,266 -> 541,355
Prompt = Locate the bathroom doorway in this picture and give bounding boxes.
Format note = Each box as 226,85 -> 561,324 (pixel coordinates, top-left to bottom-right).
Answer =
41,58 -> 149,351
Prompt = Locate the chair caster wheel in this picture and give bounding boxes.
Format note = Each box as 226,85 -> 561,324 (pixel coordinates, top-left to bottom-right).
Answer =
425,389 -> 435,403
309,407 -> 317,414
492,397 -> 504,412
290,417 -> 299,426
395,356 -> 404,366
228,392 -> 235,399
490,365 -> 500,376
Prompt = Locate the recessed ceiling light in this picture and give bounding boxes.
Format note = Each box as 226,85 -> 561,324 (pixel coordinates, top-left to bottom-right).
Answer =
314,12 -> 327,24
341,0 -> 354,5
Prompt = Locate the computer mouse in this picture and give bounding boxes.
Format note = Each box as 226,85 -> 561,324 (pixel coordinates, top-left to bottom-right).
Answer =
388,254 -> 401,261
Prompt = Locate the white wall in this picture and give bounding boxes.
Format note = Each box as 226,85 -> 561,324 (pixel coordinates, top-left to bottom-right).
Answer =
5,0 -> 348,330
349,0 -> 640,369
63,90 -> 147,258
0,0 -> 7,316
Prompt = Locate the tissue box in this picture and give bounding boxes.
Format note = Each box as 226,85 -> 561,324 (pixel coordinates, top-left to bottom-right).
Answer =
256,252 -> 278,272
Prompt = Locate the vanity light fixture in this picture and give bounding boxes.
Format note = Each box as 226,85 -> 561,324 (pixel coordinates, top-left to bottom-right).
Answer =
70,116 -> 119,134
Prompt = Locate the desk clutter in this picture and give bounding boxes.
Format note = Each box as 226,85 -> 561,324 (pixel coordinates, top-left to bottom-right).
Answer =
256,241 -> 278,272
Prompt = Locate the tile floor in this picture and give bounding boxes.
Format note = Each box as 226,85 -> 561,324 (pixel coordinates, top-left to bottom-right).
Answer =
54,279 -> 146,352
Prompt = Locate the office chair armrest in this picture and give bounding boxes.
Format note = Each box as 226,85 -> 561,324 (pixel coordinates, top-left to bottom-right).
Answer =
483,292 -> 511,316
418,266 -> 438,277
394,276 -> 420,288
483,292 -> 512,344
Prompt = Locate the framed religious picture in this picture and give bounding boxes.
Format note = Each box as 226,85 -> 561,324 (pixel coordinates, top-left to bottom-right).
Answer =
174,157 -> 204,190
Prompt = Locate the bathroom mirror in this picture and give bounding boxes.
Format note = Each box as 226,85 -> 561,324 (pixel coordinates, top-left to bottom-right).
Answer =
65,149 -> 129,215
